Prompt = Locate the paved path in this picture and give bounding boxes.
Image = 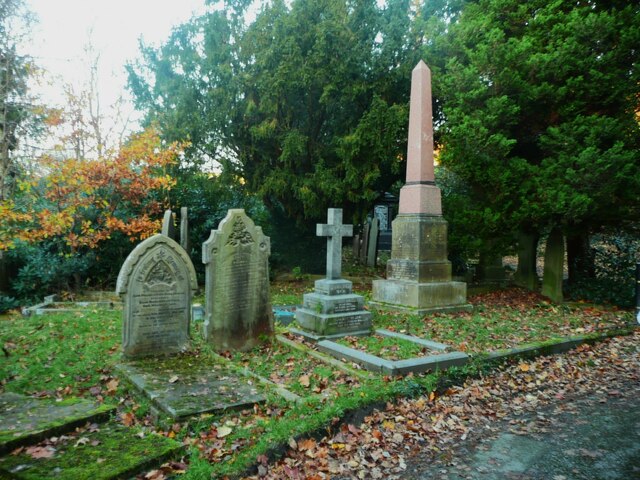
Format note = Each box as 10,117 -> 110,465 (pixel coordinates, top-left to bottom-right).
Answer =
403,382 -> 640,480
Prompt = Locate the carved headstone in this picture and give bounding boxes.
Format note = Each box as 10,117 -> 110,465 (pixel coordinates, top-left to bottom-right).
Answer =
161,209 -> 176,240
202,209 -> 273,351
295,208 -> 372,338
116,234 -> 197,359
180,207 -> 190,253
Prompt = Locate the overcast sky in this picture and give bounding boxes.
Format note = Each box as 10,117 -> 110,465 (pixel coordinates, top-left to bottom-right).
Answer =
23,0 -> 209,136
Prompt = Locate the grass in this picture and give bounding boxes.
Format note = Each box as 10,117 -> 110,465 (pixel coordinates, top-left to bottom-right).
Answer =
0,284 -> 636,479
336,334 -> 431,361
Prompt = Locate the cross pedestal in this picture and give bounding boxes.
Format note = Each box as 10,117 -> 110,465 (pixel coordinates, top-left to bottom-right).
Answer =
294,208 -> 372,340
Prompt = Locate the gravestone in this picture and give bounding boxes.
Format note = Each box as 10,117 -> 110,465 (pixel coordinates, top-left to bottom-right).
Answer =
202,209 -> 273,351
359,221 -> 370,264
295,208 -> 372,338
116,234 -> 197,358
180,207 -> 190,253
541,228 -> 564,303
367,217 -> 380,267
161,209 -> 176,240
352,233 -> 361,259
371,61 -> 470,314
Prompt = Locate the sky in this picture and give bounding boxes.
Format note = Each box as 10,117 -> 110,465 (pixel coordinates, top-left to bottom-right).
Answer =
22,0 -> 210,144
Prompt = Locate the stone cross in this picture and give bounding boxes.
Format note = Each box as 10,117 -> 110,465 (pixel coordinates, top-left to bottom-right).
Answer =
317,208 -> 353,280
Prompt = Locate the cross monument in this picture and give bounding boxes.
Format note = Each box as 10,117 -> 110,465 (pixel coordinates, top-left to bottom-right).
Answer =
317,208 -> 353,280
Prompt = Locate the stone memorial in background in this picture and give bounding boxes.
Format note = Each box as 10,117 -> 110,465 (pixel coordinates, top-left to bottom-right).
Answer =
116,234 -> 198,358
366,217 -> 380,267
202,209 -> 273,351
180,207 -> 190,253
371,61 -> 470,314
161,209 -> 176,240
296,208 -> 372,338
359,221 -> 370,264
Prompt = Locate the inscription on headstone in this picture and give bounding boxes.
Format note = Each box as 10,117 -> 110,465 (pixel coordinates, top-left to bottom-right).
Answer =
202,209 -> 273,351
116,234 -> 197,359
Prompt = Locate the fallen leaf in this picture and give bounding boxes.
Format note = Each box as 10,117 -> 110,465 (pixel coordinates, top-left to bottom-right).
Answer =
217,426 -> 233,438
168,375 -> 179,384
25,446 -> 55,459
298,375 -> 310,388
106,379 -> 119,394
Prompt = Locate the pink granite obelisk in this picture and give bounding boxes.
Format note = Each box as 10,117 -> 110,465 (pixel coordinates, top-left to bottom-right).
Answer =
370,61 -> 470,314
398,61 -> 442,216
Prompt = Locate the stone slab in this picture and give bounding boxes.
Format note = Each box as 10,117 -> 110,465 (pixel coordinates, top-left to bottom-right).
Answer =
117,358 -> 265,419
375,329 -> 449,351
372,278 -> 469,311
295,308 -> 372,336
0,393 -> 115,455
392,352 -> 469,375
289,327 -> 372,343
302,292 -> 364,314
316,341 -> 396,374
0,423 -> 182,480
314,279 -> 353,296
386,259 -> 452,283
369,300 -> 473,316
316,340 -> 468,376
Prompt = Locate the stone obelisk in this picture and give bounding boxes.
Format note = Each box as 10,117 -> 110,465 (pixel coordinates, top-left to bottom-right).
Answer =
371,61 -> 470,314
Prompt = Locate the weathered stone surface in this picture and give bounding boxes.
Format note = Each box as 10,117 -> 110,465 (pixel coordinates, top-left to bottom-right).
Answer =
542,228 -> 564,303
116,234 -> 197,359
179,206 -> 190,253
366,217 -> 379,267
0,422 -> 182,480
317,208 -> 353,280
0,393 -> 115,455
161,209 -> 176,240
514,232 -> 540,290
117,357 -> 265,419
360,222 -> 370,263
371,61 -> 469,313
295,209 -> 372,337
202,209 -> 273,352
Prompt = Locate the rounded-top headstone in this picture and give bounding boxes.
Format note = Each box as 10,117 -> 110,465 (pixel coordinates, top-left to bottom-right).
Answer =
117,234 -> 197,359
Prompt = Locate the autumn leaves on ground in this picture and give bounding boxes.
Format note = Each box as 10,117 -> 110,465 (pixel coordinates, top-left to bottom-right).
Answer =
0,287 -> 636,479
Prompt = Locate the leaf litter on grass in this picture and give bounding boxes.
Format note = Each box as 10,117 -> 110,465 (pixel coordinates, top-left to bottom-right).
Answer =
247,330 -> 639,479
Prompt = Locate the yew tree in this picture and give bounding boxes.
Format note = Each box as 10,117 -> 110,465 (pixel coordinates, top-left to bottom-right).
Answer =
127,0 -> 428,222
435,0 -> 640,289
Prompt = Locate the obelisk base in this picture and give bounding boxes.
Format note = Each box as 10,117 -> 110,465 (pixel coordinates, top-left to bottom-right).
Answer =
371,279 -> 471,315
370,214 -> 471,314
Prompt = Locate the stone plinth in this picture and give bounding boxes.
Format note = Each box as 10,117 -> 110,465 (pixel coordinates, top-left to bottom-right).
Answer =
296,279 -> 372,337
371,214 -> 470,314
295,209 -> 372,338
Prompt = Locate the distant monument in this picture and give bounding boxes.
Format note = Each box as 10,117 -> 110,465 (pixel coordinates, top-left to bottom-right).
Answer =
296,208 -> 372,338
202,209 -> 273,351
371,61 -> 470,314
116,234 -> 197,358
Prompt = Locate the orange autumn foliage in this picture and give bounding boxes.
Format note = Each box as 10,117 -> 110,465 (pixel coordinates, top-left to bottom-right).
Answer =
0,127 -> 185,251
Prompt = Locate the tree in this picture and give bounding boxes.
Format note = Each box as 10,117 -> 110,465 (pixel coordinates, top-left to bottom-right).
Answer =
128,0 -> 428,222
435,0 -> 640,292
0,0 -> 34,202
0,127 -> 183,292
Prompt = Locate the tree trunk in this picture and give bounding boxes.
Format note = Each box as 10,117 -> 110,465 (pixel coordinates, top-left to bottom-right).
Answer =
542,227 -> 565,302
567,232 -> 595,286
514,231 -> 539,290
0,251 -> 8,292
